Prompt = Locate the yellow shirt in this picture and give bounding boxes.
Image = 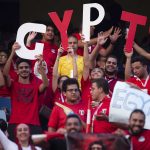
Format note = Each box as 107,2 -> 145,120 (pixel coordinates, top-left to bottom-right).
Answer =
58,55 -> 83,86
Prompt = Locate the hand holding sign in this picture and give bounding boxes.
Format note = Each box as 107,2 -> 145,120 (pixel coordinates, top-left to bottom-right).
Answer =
124,48 -> 133,58
121,11 -> 147,52
26,32 -> 37,47
109,81 -> 150,129
11,42 -> 21,57
16,23 -> 46,60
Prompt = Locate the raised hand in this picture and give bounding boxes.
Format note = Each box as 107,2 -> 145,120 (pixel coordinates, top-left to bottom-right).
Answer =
97,32 -> 108,46
103,26 -> 113,38
109,27 -> 122,44
26,32 -> 37,46
12,42 -> 21,54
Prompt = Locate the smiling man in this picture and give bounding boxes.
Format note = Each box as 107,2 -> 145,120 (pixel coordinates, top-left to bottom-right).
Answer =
127,109 -> 150,150
104,55 -> 119,96
3,42 -> 49,141
126,56 -> 150,95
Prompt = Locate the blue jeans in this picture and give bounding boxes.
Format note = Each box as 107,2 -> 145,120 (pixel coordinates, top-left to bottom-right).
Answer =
0,97 -> 11,112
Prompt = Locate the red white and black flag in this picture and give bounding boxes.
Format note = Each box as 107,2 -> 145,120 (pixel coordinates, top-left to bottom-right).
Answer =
66,133 -> 131,150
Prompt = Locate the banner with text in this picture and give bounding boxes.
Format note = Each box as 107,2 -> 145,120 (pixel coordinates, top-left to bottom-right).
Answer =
109,81 -> 150,129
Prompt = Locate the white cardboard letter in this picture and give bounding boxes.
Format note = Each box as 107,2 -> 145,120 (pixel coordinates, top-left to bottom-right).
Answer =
82,3 -> 105,41
16,23 -> 46,60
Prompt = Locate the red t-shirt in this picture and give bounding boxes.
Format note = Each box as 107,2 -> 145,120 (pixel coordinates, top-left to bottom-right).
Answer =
127,76 -> 150,95
28,41 -> 58,80
81,77 -> 92,103
127,129 -> 150,150
105,76 -> 119,97
92,96 -> 117,133
48,101 -> 87,130
38,80 -> 54,109
0,86 -> 10,97
73,33 -> 95,56
9,77 -> 41,125
53,88 -> 66,104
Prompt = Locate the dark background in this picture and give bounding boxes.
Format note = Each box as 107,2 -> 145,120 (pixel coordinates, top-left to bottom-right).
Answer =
0,0 -> 150,43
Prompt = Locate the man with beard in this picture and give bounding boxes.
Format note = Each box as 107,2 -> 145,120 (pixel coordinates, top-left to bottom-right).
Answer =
32,114 -> 83,150
65,113 -> 82,133
3,42 -> 49,140
115,109 -> 150,150
104,55 -> 119,96
127,109 -> 150,150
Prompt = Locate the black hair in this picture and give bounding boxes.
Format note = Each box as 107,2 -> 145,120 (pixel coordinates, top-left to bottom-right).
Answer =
88,140 -> 106,150
34,20 -> 55,31
91,78 -> 109,94
62,78 -> 79,92
106,54 -> 118,63
0,50 -> 8,56
68,35 -> 78,41
58,75 -> 69,85
131,56 -> 147,66
0,119 -> 7,133
16,58 -> 31,68
129,109 -> 145,120
0,44 -> 9,56
66,113 -> 82,126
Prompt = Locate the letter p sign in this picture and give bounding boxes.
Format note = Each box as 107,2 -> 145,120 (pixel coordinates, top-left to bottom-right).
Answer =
82,3 -> 105,41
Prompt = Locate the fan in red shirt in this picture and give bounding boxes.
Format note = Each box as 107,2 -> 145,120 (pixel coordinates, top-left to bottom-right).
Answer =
115,109 -> 150,150
26,22 -> 58,80
48,78 -> 87,133
0,49 -> 17,113
81,30 -> 121,102
104,55 -> 120,96
127,109 -> 150,150
90,78 -> 117,133
81,32 -> 109,103
3,42 -> 49,140
125,53 -> 150,95
51,45 -> 71,105
82,55 -> 119,103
